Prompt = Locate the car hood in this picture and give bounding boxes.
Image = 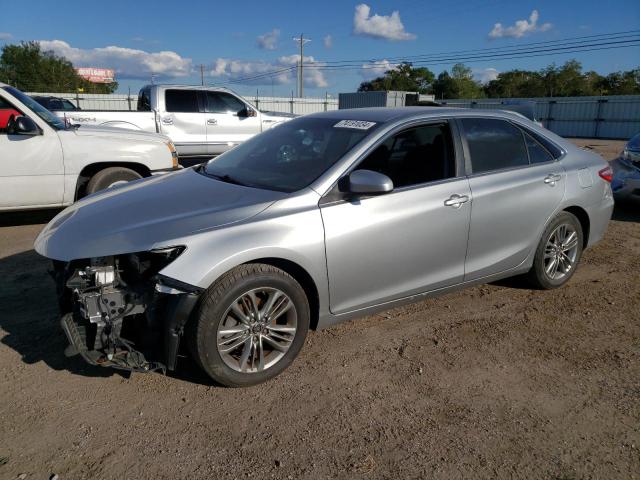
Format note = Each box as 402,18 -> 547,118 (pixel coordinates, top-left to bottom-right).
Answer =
34,168 -> 287,261
71,124 -> 170,143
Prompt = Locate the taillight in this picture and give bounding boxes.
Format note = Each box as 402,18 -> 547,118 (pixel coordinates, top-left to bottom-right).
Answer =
598,166 -> 613,183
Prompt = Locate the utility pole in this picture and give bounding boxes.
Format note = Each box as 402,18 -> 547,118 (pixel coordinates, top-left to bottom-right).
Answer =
199,64 -> 205,86
292,33 -> 311,98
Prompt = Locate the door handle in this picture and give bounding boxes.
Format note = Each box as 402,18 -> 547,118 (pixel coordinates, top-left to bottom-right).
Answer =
161,116 -> 173,125
544,173 -> 562,185
207,118 -> 217,125
444,194 -> 469,208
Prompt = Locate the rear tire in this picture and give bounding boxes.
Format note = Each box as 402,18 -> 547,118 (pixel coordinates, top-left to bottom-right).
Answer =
187,264 -> 310,387
85,167 -> 142,196
526,211 -> 583,289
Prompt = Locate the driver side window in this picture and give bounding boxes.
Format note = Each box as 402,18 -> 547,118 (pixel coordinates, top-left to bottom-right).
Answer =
206,92 -> 246,114
357,122 -> 456,188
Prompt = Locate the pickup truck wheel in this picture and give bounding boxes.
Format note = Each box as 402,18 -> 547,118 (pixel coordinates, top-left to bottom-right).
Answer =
187,264 -> 310,387
85,167 -> 142,195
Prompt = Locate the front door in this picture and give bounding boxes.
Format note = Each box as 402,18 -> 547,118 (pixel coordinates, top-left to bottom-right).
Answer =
0,103 -> 64,209
459,117 -> 565,280
320,121 -> 471,314
161,89 -> 207,156
205,91 -> 261,155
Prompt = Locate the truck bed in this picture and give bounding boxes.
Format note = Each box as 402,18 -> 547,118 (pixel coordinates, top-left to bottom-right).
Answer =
54,110 -> 157,133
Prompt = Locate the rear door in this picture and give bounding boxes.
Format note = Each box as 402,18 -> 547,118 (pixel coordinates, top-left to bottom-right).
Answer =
320,121 -> 471,314
459,117 -> 565,280
160,89 -> 207,156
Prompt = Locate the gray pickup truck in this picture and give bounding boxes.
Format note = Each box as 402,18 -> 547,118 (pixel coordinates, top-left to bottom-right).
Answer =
53,85 -> 296,157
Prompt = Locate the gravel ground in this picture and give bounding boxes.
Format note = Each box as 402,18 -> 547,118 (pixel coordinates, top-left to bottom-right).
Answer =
0,139 -> 638,480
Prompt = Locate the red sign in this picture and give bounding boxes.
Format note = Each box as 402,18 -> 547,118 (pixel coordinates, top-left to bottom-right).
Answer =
75,68 -> 115,84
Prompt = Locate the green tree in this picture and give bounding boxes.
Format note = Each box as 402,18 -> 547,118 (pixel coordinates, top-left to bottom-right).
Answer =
451,63 -> 485,99
484,70 -> 546,98
479,60 -> 640,98
600,69 -> 640,95
358,62 -> 435,94
0,41 -> 117,93
432,71 -> 456,99
432,64 -> 484,99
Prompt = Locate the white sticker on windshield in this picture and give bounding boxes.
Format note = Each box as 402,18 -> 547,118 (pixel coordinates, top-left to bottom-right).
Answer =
334,120 -> 376,130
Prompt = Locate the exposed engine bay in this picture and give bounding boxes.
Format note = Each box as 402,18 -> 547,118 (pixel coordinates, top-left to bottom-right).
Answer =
55,247 -> 201,373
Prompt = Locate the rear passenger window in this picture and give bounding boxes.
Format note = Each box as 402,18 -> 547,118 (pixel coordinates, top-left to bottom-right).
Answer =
461,118 -> 528,174
165,90 -> 199,113
523,131 -> 554,164
357,123 -> 455,188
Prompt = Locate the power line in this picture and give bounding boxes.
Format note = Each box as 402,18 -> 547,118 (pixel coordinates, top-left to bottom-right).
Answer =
208,29 -> 640,86
307,38 -> 640,72
309,31 -> 640,67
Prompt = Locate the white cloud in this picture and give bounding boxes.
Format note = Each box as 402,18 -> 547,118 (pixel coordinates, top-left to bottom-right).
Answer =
256,29 -> 280,50
38,40 -> 192,79
0,32 -> 12,40
360,59 -> 399,79
211,54 -> 328,88
353,4 -> 416,41
473,67 -> 499,83
323,35 -> 333,49
489,10 -> 552,39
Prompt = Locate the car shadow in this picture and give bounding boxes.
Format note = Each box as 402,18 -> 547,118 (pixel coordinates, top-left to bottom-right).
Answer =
0,249 -> 127,379
0,208 -> 63,227
612,199 -> 640,222
0,247 -> 217,385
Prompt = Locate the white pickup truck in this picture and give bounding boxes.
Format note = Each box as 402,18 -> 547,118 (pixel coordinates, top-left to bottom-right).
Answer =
0,84 -> 180,211
54,85 -> 296,157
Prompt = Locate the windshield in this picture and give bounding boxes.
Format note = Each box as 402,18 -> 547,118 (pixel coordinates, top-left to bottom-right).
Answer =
203,117 -> 378,192
2,86 -> 67,130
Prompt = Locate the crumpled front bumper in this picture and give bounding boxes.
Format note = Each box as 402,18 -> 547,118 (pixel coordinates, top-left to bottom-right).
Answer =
56,263 -> 202,373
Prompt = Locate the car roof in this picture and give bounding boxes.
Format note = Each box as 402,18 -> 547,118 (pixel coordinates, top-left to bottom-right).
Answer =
303,106 -> 532,124
142,84 -> 235,93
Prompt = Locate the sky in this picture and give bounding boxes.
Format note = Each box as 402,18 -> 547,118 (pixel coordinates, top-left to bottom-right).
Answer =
1,0 -> 639,97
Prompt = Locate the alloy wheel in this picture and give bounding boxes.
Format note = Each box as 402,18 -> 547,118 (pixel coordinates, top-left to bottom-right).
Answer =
216,287 -> 297,373
543,223 -> 579,281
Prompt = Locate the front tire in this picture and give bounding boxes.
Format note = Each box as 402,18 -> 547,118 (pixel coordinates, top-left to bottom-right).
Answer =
526,211 -> 583,289
85,167 -> 142,196
188,264 -> 310,387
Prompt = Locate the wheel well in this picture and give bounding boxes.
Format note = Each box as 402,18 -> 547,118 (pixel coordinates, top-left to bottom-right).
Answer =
563,206 -> 590,248
75,162 -> 151,200
247,258 -> 320,331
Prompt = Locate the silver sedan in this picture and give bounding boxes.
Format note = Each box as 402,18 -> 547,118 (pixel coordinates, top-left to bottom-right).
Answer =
35,107 -> 615,386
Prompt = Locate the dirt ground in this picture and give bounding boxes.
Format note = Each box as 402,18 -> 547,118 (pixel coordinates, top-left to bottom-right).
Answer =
0,139 -> 638,480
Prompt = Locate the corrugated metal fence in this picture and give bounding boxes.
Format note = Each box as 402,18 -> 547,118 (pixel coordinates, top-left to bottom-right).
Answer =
250,95 -> 338,115
27,91 -> 339,115
439,96 -> 640,140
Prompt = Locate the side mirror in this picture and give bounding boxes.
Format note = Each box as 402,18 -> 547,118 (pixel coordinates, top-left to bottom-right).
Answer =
341,169 -> 394,195
237,106 -> 256,118
8,116 -> 41,136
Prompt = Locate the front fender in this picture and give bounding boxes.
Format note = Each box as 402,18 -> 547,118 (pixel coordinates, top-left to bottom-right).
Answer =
157,200 -> 330,318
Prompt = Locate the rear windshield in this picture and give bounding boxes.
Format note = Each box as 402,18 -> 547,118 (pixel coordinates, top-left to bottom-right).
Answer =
203,117 -> 379,192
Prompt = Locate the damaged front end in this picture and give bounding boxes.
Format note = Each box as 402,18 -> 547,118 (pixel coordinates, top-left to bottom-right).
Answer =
55,247 -> 201,373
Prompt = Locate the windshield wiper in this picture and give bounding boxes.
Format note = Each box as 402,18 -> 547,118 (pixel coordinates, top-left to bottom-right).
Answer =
207,172 -> 247,186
